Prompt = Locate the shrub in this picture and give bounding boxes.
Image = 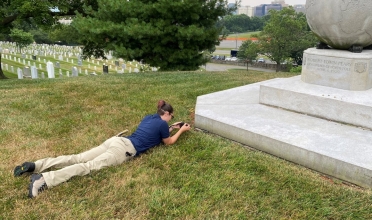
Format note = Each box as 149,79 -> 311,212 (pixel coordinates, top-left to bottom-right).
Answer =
290,65 -> 302,73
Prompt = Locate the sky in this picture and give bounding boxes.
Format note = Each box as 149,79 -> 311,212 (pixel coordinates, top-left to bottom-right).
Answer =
230,0 -> 306,7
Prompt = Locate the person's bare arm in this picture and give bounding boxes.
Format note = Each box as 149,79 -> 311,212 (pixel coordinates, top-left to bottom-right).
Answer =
163,123 -> 191,145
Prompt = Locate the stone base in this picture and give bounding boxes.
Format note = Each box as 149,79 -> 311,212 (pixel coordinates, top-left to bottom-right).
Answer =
195,77 -> 372,188
259,76 -> 372,130
302,48 -> 372,91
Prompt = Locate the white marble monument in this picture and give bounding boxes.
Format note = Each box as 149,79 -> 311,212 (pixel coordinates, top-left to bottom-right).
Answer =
195,0 -> 372,188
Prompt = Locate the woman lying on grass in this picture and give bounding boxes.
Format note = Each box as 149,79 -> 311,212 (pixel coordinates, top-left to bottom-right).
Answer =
14,100 -> 191,198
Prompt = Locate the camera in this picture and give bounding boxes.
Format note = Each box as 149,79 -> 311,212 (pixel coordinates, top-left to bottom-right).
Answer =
169,122 -> 185,128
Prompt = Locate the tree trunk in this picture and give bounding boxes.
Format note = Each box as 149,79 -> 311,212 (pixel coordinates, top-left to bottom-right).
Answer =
276,63 -> 280,72
0,53 -> 8,79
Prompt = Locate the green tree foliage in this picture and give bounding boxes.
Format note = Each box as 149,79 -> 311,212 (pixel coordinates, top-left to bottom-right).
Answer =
220,14 -> 251,33
256,7 -> 317,72
254,7 -> 316,71
48,24 -> 81,45
9,29 -> 34,52
289,12 -> 317,65
217,14 -> 267,34
30,29 -> 53,44
72,0 -> 237,71
237,40 -> 260,63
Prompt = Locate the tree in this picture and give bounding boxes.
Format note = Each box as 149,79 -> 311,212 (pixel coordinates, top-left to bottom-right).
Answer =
238,40 -> 260,63
220,14 -> 251,33
72,0 -> 237,71
256,7 -> 316,72
289,13 -> 317,65
237,40 -> 260,71
31,29 -> 53,44
48,24 -> 81,45
9,29 -> 34,52
250,16 -> 266,31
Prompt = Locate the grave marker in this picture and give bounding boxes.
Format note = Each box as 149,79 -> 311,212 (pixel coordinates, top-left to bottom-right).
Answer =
47,61 -> 55,78
31,66 -> 38,79
17,68 -> 23,79
72,67 -> 78,77
23,66 -> 31,78
103,64 -> 108,74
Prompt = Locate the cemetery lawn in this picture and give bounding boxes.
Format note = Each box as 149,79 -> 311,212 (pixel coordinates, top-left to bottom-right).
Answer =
1,70 -> 372,219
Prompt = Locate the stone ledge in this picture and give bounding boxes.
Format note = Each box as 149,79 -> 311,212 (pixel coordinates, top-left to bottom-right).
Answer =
195,77 -> 372,188
259,76 -> 372,130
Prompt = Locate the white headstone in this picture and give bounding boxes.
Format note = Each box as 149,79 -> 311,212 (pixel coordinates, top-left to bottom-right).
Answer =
31,66 -> 38,79
72,67 -> 78,77
17,68 -> 23,79
47,61 -> 55,78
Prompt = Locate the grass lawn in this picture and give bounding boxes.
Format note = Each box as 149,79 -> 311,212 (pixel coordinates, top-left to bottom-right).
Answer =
1,69 -> 372,219
225,31 -> 261,40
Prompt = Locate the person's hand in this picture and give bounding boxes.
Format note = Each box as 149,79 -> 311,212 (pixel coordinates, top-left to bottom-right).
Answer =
180,123 -> 191,132
170,122 -> 184,129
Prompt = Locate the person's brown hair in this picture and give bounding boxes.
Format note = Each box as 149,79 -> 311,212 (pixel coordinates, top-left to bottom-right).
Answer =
157,100 -> 173,115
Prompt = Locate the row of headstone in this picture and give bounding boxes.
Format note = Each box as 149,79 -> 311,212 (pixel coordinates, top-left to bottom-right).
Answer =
1,43 -> 119,67
1,42 -> 158,74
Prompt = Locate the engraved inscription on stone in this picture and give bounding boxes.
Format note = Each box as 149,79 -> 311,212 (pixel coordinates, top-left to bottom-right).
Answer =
306,56 -> 352,74
354,62 -> 367,73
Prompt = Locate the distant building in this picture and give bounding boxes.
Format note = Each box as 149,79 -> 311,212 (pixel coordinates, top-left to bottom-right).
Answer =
254,4 -> 282,17
293,4 -> 306,14
237,6 -> 254,17
271,0 -> 289,7
265,4 -> 282,14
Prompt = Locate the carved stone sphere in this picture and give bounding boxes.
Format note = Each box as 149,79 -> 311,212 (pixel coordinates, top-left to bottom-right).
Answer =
306,0 -> 372,50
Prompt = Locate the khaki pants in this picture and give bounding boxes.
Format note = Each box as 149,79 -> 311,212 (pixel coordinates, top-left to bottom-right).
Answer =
34,137 -> 136,187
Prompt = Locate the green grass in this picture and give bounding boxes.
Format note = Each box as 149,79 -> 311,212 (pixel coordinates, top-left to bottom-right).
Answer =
1,68 -> 372,219
227,31 -> 261,39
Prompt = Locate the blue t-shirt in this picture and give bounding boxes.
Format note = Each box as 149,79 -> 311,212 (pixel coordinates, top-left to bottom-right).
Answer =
127,114 -> 170,155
